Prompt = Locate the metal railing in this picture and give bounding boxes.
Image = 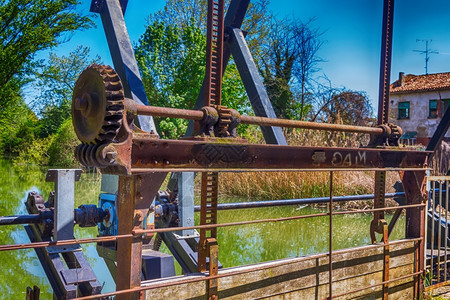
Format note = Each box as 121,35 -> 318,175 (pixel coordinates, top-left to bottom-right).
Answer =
425,176 -> 450,291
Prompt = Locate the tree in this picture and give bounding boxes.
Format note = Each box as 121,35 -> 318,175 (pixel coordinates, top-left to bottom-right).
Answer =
0,0 -> 92,98
135,19 -> 248,138
0,1 -> 93,158
31,46 -> 101,137
318,90 -> 375,126
260,17 -> 323,120
148,0 -> 271,59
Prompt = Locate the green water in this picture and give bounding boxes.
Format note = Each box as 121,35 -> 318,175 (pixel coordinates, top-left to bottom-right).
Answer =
0,160 -> 405,299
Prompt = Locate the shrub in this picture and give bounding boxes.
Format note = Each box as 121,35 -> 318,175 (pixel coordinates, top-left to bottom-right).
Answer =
47,118 -> 80,167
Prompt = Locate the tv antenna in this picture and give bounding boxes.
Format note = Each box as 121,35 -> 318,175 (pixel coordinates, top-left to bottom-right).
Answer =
413,39 -> 438,74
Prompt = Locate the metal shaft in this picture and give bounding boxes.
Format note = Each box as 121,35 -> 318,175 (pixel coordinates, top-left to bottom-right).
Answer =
191,192 -> 406,212
135,104 -> 384,135
0,215 -> 43,225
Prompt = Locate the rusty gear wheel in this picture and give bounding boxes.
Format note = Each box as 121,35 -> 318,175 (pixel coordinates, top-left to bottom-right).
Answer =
72,64 -> 125,144
215,105 -> 232,137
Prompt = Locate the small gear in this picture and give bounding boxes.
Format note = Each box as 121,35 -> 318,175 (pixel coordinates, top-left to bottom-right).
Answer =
72,64 -> 125,144
215,105 -> 232,137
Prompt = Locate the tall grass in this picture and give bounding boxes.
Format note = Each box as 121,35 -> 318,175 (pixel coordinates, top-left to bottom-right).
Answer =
218,128 -> 401,207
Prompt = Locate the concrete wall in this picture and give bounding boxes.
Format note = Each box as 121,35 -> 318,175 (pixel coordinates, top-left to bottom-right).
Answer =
143,240 -> 417,299
389,90 -> 450,143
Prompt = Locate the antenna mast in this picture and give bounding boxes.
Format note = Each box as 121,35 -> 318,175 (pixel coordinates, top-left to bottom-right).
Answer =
413,39 -> 438,74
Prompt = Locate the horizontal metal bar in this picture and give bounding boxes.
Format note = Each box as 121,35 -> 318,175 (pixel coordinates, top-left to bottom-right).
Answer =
136,104 -> 204,120
192,192 -> 406,211
133,212 -> 330,235
130,139 -> 430,171
134,104 -> 384,134
135,203 -> 424,235
0,234 -> 133,252
424,279 -> 450,292
427,176 -> 450,181
131,168 -> 431,173
240,115 -> 383,134
0,214 -> 42,225
74,238 -> 422,300
0,204 -> 423,252
333,203 -> 425,215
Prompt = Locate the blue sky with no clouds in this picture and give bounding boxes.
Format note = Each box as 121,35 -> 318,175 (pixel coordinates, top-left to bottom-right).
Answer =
32,0 -> 450,112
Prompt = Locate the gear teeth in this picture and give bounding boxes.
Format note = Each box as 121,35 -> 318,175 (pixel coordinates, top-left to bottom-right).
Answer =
215,105 -> 232,137
73,64 -> 126,145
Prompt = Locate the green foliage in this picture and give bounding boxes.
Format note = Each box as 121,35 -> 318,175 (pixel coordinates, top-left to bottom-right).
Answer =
0,81 -> 36,156
0,1 -> 93,162
13,136 -> 52,167
31,46 -> 101,138
13,118 -> 80,168
135,19 -> 248,138
47,118 -> 79,167
0,0 -> 93,92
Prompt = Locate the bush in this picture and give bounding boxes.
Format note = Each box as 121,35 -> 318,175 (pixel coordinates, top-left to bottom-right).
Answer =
47,118 -> 80,167
13,136 -> 52,166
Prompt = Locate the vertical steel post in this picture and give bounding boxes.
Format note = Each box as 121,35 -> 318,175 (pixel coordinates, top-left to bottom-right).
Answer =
177,172 -> 195,237
45,169 -> 82,242
377,0 -> 394,124
438,181 -> 443,283
198,172 -> 219,272
328,171 -> 333,300
207,238 -> 219,300
372,0 -> 394,247
382,221 -> 390,300
116,175 -> 142,300
403,170 -> 426,297
445,179 -> 449,282
431,181 -> 435,282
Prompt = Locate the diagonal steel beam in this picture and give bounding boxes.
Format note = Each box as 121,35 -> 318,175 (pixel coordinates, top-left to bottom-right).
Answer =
90,0 -> 156,133
426,107 -> 450,152
229,27 -> 287,145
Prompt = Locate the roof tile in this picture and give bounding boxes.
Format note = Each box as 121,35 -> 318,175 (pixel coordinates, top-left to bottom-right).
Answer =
390,72 -> 450,94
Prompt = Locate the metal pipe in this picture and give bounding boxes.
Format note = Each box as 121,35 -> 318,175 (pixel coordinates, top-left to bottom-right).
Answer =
136,105 -> 204,121
0,203 -> 423,252
0,214 -> 43,225
135,104 -> 384,135
240,114 -> 383,134
192,192 -> 405,211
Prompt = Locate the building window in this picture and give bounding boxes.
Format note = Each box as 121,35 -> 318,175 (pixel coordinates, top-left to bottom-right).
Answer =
429,100 -> 438,118
398,101 -> 410,119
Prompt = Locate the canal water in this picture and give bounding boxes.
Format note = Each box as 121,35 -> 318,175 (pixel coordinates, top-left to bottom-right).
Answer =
0,160 -> 405,298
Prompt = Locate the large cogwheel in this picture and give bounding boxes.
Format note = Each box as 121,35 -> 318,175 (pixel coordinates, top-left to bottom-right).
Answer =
72,64 -> 125,144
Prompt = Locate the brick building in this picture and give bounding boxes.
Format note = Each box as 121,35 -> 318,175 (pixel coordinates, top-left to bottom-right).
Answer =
389,72 -> 450,145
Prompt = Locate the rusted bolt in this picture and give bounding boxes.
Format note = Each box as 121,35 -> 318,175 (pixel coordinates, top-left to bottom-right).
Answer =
105,151 -> 117,161
135,211 -> 144,223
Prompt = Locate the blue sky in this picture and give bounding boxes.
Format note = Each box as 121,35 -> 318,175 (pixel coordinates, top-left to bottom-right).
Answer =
36,0 -> 450,112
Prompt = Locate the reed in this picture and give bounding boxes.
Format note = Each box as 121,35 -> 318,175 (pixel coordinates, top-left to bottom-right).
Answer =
218,129 -> 401,208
